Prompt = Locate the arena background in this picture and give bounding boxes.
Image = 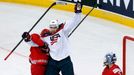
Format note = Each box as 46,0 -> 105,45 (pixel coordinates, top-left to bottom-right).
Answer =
0,0 -> 134,28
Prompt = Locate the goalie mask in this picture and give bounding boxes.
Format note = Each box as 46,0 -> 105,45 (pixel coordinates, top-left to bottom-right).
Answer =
103,52 -> 117,66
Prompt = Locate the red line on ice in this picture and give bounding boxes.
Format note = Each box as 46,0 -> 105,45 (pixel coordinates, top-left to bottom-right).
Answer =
0,47 -> 27,58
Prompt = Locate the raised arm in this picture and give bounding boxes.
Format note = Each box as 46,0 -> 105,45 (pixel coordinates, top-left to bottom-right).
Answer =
63,2 -> 82,36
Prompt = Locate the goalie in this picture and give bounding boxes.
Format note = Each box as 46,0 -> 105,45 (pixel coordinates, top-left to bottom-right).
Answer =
102,52 -> 122,75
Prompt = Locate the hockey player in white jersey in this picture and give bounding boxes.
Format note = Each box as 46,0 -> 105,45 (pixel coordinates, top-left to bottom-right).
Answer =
24,1 -> 82,75
42,2 -> 82,75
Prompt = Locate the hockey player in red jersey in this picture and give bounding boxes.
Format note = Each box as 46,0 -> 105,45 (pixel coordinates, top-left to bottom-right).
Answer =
22,29 -> 50,75
102,52 -> 122,75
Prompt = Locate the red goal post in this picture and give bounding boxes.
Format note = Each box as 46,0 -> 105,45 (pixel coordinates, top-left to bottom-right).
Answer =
123,36 -> 134,75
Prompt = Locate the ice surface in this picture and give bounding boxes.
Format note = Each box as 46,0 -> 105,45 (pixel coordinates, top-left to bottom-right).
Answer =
0,2 -> 134,75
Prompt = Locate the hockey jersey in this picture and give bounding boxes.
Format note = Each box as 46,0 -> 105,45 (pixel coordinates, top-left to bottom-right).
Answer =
27,13 -> 81,61
28,34 -> 49,65
41,13 -> 81,61
102,64 -> 122,75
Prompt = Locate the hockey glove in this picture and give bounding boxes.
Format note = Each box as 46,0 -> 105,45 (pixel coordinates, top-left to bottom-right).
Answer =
75,1 -> 83,13
22,32 -> 30,42
39,43 -> 49,53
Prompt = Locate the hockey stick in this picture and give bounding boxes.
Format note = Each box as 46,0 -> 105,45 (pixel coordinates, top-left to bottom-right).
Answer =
4,1 -> 67,61
68,4 -> 98,37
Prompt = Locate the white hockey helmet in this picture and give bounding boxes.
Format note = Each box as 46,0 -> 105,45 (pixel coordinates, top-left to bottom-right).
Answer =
49,20 -> 59,28
103,52 -> 117,66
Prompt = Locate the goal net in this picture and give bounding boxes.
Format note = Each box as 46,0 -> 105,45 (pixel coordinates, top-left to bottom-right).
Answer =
123,36 -> 134,75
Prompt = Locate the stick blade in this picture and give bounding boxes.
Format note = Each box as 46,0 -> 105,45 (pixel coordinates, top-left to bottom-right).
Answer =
56,1 -> 67,5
